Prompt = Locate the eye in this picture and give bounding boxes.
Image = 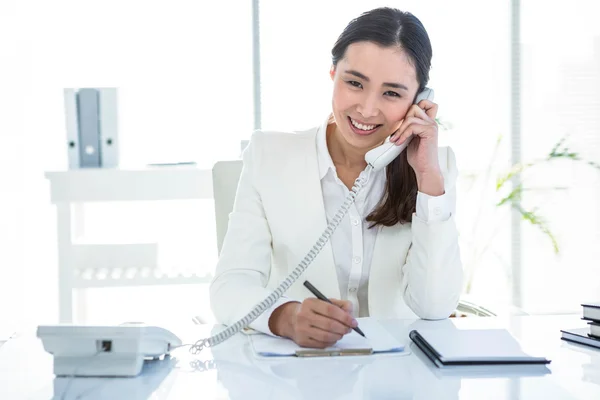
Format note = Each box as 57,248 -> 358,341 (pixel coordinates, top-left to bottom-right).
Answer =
346,80 -> 363,89
384,91 -> 401,98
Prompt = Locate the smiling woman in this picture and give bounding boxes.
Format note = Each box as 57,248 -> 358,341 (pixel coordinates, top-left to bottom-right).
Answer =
331,44 -> 414,141
210,7 -> 463,350
328,9 -> 443,230
258,0 -> 515,312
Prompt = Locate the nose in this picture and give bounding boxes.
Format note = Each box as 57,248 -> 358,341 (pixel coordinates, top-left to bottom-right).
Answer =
356,92 -> 379,119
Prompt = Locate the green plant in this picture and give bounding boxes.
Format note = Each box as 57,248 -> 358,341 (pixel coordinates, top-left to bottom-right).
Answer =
495,135 -> 600,253
460,134 -> 600,295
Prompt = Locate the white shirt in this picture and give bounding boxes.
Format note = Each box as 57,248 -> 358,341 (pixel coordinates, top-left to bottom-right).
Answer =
251,116 -> 452,334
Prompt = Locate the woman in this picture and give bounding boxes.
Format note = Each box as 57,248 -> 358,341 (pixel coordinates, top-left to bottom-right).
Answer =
210,7 -> 463,349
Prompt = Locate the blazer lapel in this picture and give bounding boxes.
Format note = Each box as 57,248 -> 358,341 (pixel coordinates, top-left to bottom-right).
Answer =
285,129 -> 340,299
368,223 -> 412,317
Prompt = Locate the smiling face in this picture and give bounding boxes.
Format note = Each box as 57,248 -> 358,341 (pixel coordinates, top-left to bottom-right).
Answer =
330,41 -> 420,152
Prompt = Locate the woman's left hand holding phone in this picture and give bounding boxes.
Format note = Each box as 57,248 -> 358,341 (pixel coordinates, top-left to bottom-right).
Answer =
391,99 -> 444,196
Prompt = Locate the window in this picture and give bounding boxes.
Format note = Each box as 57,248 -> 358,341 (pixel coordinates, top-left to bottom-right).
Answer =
519,0 -> 600,313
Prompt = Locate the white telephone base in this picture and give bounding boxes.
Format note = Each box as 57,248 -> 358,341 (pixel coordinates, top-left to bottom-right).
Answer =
36,324 -> 182,377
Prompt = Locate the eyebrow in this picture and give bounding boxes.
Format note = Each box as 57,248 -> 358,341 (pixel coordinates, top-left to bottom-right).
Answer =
344,69 -> 409,91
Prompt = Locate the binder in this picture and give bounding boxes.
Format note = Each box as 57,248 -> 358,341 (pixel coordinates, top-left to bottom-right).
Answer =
98,88 -> 119,168
76,88 -> 101,168
409,328 -> 550,368
63,87 -> 120,169
63,88 -> 81,169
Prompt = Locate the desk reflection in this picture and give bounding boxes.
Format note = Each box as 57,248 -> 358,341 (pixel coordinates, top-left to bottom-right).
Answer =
52,356 -> 177,400
205,324 -> 461,400
561,341 -> 600,387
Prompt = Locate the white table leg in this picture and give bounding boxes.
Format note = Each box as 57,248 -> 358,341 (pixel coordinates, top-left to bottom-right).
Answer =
57,203 -> 73,323
73,203 -> 87,323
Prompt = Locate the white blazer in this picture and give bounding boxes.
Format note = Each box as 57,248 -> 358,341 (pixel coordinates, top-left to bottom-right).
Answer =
210,126 -> 463,328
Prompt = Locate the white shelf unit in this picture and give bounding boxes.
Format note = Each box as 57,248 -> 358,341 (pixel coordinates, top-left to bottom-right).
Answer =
45,167 -> 215,323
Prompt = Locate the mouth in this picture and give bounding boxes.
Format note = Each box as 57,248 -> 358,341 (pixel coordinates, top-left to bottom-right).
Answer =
347,116 -> 383,136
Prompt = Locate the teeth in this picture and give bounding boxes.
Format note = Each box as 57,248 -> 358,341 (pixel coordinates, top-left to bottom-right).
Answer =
350,118 -> 377,131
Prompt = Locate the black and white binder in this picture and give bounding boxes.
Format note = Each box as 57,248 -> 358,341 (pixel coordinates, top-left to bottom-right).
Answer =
63,87 -> 119,169
561,328 -> 600,350
76,88 -> 101,168
582,303 -> 600,323
63,88 -> 81,169
98,88 -> 119,168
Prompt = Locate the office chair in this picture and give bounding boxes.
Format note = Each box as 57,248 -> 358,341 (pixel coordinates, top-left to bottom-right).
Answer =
212,160 -> 497,318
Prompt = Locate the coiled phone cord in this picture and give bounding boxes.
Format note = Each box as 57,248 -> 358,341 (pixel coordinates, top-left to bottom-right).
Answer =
189,165 -> 374,355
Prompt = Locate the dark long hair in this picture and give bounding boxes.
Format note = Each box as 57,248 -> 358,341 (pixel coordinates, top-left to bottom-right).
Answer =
331,7 -> 432,226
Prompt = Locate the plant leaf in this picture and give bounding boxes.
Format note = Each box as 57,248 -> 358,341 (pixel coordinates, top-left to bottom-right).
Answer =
514,205 -> 560,254
496,163 -> 532,190
497,185 -> 523,207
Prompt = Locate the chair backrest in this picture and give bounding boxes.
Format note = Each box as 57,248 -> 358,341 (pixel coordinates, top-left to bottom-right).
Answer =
212,160 -> 243,254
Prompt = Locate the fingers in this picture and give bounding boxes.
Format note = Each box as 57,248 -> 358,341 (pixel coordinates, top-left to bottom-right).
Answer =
395,124 -> 429,146
417,100 -> 438,119
329,298 -> 353,314
296,311 -> 344,342
309,298 -> 356,328
405,102 -> 437,125
309,311 -> 353,336
391,103 -> 438,144
391,117 -> 426,142
290,298 -> 357,348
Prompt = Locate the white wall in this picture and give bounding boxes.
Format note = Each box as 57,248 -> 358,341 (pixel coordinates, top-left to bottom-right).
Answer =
0,0 -> 253,326
1,1 -> 31,328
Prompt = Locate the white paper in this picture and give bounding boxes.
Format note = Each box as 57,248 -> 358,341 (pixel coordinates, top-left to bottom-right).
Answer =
250,318 -> 404,357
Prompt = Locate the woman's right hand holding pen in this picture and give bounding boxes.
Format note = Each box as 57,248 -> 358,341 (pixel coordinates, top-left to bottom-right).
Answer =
269,299 -> 357,348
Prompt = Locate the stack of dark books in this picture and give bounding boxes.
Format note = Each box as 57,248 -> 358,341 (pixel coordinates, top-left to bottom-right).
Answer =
560,303 -> 600,349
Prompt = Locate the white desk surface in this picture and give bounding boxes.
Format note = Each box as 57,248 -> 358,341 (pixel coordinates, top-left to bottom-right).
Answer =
1,314 -> 599,400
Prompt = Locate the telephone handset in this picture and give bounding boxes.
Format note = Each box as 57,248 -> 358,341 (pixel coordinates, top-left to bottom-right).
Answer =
365,87 -> 434,170
189,88 -> 435,355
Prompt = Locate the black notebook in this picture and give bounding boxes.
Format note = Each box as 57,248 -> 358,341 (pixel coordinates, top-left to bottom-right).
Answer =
409,329 -> 550,368
590,322 -> 600,339
582,303 -> 600,323
561,328 -> 600,350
